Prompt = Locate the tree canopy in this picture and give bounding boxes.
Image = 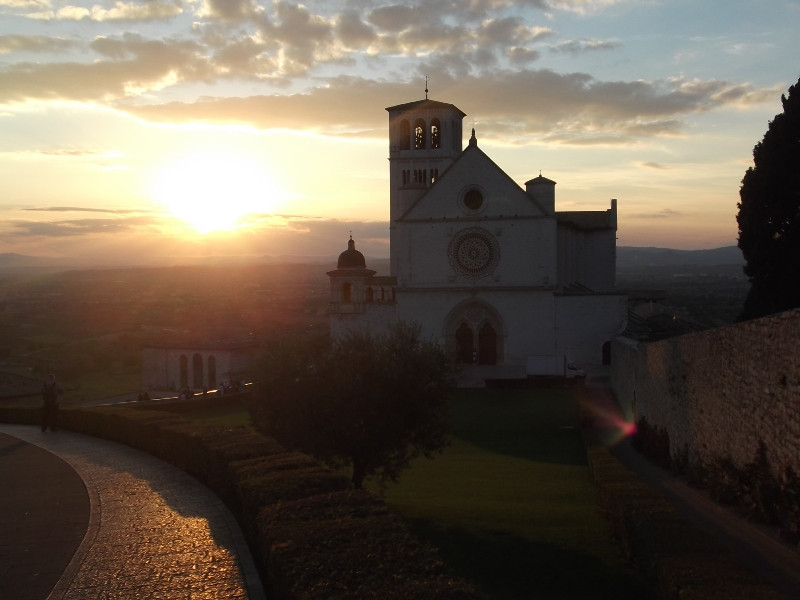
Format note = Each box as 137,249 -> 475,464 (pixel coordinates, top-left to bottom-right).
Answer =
737,76 -> 800,320
250,322 -> 454,488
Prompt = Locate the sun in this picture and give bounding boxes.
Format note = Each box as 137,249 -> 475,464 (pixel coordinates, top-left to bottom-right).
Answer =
152,150 -> 286,234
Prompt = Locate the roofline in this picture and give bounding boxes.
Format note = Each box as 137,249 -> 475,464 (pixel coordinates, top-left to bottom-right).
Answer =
385,98 -> 466,118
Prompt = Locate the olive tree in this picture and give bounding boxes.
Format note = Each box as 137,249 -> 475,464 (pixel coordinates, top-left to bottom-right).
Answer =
250,322 -> 454,488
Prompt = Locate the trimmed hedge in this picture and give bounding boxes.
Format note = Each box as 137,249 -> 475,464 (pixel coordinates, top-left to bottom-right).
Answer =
258,490 -> 483,600
585,443 -> 784,600
0,404 -> 487,600
9,399 -> 783,599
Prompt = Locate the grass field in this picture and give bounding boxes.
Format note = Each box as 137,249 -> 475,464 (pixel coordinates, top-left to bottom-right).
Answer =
181,387 -> 641,599
369,387 -> 641,599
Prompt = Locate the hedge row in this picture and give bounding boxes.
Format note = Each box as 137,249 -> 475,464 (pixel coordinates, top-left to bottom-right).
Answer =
585,443 -> 784,600
0,404 -> 487,600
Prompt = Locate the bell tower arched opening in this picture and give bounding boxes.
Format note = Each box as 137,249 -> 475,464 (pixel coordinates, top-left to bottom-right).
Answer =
414,118 -> 426,149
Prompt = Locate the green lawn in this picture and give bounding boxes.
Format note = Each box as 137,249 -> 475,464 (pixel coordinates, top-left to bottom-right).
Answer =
179,387 -> 641,599
370,387 -> 641,599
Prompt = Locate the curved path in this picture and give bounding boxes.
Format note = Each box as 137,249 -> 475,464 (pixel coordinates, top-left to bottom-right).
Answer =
0,425 -> 265,600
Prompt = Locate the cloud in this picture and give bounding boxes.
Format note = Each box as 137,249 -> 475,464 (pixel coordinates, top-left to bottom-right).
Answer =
7,214 -> 165,237
4,210 -> 392,262
23,206 -> 158,214
0,34 -> 213,102
549,38 -> 620,55
0,35 -> 76,54
197,0 -> 262,23
25,0 -> 182,22
628,208 -> 684,219
122,70 -> 777,145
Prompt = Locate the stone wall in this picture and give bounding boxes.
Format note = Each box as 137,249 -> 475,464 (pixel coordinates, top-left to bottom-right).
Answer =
611,308 -> 800,475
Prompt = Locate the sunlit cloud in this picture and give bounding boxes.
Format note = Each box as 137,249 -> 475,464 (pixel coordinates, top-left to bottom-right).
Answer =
7,215 -> 164,236
25,0 -> 183,22
22,206 -> 157,213
0,0 -> 795,259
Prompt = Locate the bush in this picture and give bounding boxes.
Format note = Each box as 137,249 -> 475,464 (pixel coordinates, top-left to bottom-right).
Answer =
585,441 -> 782,599
1,403 -> 485,599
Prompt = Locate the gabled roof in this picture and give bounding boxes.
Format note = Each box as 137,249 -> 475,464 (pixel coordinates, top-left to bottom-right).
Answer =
399,141 -> 547,220
385,98 -> 466,117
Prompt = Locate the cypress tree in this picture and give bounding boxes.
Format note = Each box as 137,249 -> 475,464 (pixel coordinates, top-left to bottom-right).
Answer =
737,76 -> 800,319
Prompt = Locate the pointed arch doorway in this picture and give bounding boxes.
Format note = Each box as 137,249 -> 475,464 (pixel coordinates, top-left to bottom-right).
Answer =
445,301 -> 504,366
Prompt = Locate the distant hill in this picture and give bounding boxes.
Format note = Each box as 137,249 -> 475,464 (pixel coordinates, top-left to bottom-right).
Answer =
617,246 -> 743,269
2,247 -> 742,273
0,253 -> 60,268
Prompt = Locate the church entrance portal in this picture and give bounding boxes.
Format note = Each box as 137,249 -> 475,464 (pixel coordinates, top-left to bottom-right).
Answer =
446,302 -> 504,366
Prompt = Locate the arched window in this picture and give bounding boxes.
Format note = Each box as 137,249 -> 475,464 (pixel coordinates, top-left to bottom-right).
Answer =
179,354 -> 188,389
456,323 -> 474,364
430,118 -> 441,149
414,118 -> 426,149
366,287 -> 374,302
399,120 -> 410,150
192,353 -> 203,389
478,323 -> 497,365
431,168 -> 439,183
342,282 -> 352,303
208,355 -> 217,389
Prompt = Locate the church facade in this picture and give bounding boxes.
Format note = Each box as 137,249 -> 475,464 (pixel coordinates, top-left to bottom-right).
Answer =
328,97 -> 627,382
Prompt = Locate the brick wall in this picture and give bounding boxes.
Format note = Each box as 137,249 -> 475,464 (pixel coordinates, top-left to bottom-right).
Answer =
611,308 -> 800,474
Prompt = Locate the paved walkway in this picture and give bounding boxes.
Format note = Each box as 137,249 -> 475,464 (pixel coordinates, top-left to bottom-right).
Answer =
0,424 -> 266,600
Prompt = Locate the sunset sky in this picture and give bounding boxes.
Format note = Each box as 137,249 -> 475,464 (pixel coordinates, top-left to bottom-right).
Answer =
1,0 -> 797,266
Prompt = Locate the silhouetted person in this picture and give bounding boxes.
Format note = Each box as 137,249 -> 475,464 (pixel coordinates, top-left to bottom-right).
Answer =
41,373 -> 62,432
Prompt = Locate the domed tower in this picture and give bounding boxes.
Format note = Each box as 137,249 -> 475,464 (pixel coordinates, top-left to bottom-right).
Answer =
327,236 -> 376,315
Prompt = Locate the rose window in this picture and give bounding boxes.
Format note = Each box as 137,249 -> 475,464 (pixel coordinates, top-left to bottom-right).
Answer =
448,228 -> 499,277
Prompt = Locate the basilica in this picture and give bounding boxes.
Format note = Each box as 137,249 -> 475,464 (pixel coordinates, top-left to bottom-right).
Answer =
328,96 -> 627,383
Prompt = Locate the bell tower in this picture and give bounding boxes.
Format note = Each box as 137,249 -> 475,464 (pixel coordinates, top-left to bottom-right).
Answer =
385,94 -> 466,276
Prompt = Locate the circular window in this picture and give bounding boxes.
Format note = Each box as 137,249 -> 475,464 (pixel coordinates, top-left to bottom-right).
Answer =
448,228 -> 500,277
463,188 -> 484,211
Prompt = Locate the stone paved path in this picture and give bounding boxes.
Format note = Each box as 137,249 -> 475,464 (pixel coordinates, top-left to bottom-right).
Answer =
0,425 -> 265,600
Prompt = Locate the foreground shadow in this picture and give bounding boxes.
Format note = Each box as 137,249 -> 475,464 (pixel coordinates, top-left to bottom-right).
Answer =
406,519 -> 646,600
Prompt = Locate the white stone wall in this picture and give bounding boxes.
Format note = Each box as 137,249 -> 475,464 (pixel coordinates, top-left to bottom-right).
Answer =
329,303 -> 397,341
141,347 -> 254,391
554,294 -> 628,365
399,219 -> 556,288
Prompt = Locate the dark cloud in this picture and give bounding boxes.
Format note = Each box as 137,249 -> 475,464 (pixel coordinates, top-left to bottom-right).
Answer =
367,5 -> 420,32
6,212 -> 391,261
8,214 -> 165,237
639,161 -> 669,170
549,38 -> 620,55
336,11 -> 377,48
123,70 -> 776,145
199,0 -> 262,23
628,208 -> 684,219
0,35 -> 76,54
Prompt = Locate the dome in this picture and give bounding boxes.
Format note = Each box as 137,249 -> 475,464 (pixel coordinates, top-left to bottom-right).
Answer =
337,237 -> 366,269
